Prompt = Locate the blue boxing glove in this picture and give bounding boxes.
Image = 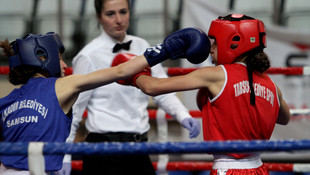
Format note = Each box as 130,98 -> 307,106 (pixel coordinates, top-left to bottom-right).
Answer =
144,27 -> 211,67
181,118 -> 201,138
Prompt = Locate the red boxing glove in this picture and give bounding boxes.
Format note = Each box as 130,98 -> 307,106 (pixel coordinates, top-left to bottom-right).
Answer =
111,53 -> 151,86
196,88 -> 210,111
111,53 -> 136,85
132,67 -> 151,87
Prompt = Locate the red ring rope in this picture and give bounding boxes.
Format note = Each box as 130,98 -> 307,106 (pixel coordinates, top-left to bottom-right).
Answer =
166,67 -> 305,76
0,66 -> 306,76
147,109 -> 202,119
71,160 -> 298,172
0,66 -> 9,75
81,109 -> 309,120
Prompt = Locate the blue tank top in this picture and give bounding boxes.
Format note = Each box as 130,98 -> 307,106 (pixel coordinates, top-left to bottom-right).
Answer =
0,77 -> 72,171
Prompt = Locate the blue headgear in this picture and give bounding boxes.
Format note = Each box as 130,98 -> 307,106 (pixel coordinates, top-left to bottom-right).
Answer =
9,32 -> 65,77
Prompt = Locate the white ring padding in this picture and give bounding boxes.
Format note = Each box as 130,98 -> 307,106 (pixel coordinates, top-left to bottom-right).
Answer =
293,163 -> 310,173
157,155 -> 169,175
28,142 -> 45,175
163,67 -> 169,73
156,109 -> 169,175
156,109 -> 168,142
290,109 -> 310,115
303,66 -> 310,76
62,154 -> 72,163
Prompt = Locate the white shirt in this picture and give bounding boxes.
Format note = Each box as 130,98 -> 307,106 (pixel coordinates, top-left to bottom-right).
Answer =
67,30 -> 192,142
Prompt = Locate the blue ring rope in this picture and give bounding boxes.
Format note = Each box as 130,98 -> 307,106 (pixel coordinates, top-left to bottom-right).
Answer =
1,140 -> 310,156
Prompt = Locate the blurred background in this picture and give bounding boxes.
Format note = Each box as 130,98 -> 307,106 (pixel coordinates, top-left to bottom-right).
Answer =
0,0 -> 310,175
0,0 -> 309,65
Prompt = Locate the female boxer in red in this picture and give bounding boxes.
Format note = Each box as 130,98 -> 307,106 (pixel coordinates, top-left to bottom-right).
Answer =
120,14 -> 291,175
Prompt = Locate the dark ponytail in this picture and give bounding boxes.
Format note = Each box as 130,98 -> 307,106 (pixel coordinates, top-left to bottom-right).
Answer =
246,51 -> 270,105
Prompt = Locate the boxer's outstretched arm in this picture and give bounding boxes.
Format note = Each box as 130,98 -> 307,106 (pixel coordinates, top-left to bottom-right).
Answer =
58,55 -> 148,92
55,55 -> 148,112
135,65 -> 224,97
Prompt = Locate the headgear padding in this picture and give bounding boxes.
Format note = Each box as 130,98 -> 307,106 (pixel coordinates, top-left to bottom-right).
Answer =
9,32 -> 65,77
208,14 -> 266,65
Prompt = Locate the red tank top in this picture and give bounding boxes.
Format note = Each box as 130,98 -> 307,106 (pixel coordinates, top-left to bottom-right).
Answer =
202,63 -> 280,158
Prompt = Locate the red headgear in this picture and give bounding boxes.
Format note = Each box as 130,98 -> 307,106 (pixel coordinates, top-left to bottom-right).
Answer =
208,14 -> 266,65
